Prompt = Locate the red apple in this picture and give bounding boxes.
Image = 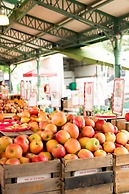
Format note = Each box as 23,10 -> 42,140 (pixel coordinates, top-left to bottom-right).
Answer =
84,117 -> 95,128
64,154 -> 78,160
125,112 -> 129,121
116,132 -> 128,145
29,133 -> 41,142
14,135 -> 29,153
95,119 -> 105,131
31,154 -> 48,162
25,152 -> 35,160
114,147 -> 128,155
55,130 -> 70,144
115,143 -> 123,148
103,141 -> 115,153
0,136 -> 13,153
51,111 -> 67,127
46,139 -> 59,153
29,107 -> 39,115
85,138 -> 100,152
41,129 -> 54,141
5,143 -> 23,159
63,123 -> 79,139
67,114 -> 75,123
77,149 -> 94,158
30,140 -> 43,154
102,122 -> 114,133
6,158 -> 21,165
51,144 -> 66,158
39,151 -> 52,160
0,157 -> 8,164
114,126 -> 118,134
64,138 -> 81,154
19,156 -> 30,163
39,120 -> 50,130
94,132 -> 106,144
94,149 -> 107,157
28,121 -> 39,132
73,115 -> 85,129
81,126 -> 95,138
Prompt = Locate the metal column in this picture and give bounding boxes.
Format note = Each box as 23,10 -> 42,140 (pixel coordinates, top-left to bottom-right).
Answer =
37,57 -> 40,101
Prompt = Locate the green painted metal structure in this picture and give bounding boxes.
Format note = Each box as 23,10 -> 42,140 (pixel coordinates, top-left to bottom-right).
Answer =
1,0 -> 129,80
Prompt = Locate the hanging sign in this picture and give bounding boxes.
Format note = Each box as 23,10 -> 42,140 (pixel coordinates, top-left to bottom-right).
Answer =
71,91 -> 79,106
84,82 -> 94,112
28,92 -> 37,107
112,78 -> 125,116
51,92 -> 60,107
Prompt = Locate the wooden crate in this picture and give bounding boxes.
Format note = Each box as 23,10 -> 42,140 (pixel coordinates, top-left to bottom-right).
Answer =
0,159 -> 62,194
111,119 -> 129,131
113,154 -> 129,194
0,130 -> 34,138
61,154 -> 113,194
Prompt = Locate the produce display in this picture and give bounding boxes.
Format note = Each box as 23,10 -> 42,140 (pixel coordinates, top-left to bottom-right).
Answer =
0,109 -> 129,165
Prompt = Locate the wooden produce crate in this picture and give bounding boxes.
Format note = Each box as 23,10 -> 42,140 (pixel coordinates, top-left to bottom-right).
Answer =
113,154 -> 129,194
111,119 -> 129,131
61,154 -> 113,194
0,159 -> 62,194
0,130 -> 34,138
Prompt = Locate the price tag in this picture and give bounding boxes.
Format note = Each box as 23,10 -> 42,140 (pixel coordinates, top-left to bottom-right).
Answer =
28,92 -> 37,107
84,82 -> 94,112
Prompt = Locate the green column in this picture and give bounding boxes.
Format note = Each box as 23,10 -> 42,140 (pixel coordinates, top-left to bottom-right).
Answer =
8,65 -> 12,93
37,57 -> 40,101
113,36 -> 122,78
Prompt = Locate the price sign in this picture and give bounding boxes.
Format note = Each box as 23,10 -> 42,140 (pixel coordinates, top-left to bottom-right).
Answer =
51,92 -> 60,107
84,82 -> 94,112
112,78 -> 125,115
28,92 -> 37,107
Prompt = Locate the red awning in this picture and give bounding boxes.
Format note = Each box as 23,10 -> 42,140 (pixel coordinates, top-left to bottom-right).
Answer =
23,69 -> 57,77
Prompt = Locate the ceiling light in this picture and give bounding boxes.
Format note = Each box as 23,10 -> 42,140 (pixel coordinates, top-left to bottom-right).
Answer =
0,0 -> 9,26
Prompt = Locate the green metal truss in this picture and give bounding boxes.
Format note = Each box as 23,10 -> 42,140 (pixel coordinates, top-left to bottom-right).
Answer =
0,0 -> 129,65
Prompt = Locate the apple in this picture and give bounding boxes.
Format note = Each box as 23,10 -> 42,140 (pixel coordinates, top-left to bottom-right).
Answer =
84,117 -> 95,128
20,110 -> 30,118
125,112 -> 129,121
85,138 -> 100,152
105,132 -> 116,143
94,149 -> 107,157
39,151 -> 52,160
103,141 -> 115,153
125,143 -> 129,152
78,137 -> 90,148
64,138 -> 81,154
115,143 -> 123,148
45,123 -> 57,133
114,126 -> 118,134
5,143 -> 23,159
73,115 -> 85,129
28,121 -> 39,132
14,135 -> 29,153
25,152 -> 35,160
114,147 -> 128,155
31,154 -> 48,162
46,139 -> 59,153
67,114 -> 75,123
41,129 -> 54,141
102,122 -> 114,133
94,132 -> 106,144
51,144 -> 66,158
55,130 -> 70,144
30,140 -> 43,154
81,126 -> 95,138
116,132 -> 128,145
29,107 -> 39,116
6,158 -> 21,165
63,123 -> 79,139
64,154 -> 78,160
95,119 -> 105,131
29,133 -> 41,142
77,149 -> 94,158
0,157 -> 8,164
120,130 -> 129,141
0,136 -> 13,153
21,117 -> 30,123
39,120 -> 50,130
51,111 -> 67,127
19,156 -> 30,163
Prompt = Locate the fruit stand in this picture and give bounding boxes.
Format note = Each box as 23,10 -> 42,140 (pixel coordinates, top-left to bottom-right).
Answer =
0,108 -> 129,194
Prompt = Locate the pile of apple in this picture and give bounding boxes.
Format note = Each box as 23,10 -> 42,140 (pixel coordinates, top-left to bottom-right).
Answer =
0,110 -> 129,165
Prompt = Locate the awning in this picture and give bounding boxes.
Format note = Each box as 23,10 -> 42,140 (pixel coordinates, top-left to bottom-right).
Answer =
23,69 -> 57,77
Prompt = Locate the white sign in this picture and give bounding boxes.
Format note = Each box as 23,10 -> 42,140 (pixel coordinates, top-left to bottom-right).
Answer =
112,78 -> 125,115
28,92 -> 37,107
17,173 -> 51,183
84,82 -> 94,111
51,92 -> 60,107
